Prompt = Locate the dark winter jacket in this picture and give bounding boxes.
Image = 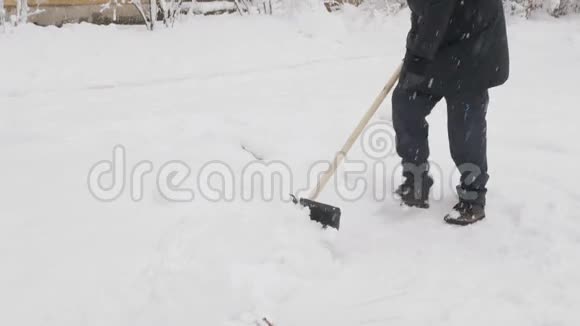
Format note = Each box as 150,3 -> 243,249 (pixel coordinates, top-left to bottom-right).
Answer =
403,0 -> 510,95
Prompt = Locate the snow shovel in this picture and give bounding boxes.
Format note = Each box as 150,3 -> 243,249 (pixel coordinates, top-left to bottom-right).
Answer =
292,63 -> 403,229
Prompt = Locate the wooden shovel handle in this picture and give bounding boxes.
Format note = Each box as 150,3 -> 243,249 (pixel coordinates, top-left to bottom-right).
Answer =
308,63 -> 402,201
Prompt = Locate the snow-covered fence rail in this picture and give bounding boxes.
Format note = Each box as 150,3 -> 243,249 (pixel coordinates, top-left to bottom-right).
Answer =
0,0 -> 241,27
2,0 -> 145,25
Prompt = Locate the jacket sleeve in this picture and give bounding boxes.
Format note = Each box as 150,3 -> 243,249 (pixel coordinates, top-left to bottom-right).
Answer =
406,0 -> 457,61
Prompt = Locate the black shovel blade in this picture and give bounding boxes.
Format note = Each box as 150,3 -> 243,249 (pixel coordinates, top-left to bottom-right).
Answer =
293,196 -> 341,230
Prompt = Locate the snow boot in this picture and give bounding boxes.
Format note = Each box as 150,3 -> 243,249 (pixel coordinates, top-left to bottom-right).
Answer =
395,173 -> 433,208
444,201 -> 486,226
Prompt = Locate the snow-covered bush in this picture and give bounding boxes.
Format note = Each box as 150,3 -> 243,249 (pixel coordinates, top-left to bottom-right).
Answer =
0,0 -> 31,29
357,0 -> 406,14
100,0 -> 187,30
505,0 -> 580,17
227,0 -> 275,15
0,0 -> 5,29
13,0 -> 29,24
323,0 -> 580,17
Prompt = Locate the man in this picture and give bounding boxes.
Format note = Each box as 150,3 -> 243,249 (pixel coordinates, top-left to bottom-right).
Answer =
393,0 -> 509,225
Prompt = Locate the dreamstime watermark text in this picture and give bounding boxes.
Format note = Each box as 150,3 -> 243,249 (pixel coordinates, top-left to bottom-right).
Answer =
87,122 -> 482,203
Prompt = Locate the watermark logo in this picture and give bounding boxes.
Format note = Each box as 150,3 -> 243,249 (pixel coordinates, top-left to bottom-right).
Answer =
87,122 -> 484,203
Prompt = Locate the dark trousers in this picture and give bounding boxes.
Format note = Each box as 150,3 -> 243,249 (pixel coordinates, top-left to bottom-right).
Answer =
392,85 -> 489,205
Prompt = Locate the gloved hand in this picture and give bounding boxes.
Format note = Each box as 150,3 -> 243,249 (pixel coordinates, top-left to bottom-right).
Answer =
399,52 -> 431,90
403,52 -> 430,75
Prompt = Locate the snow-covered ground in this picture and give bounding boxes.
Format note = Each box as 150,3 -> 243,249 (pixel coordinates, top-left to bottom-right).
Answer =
1,8 -> 580,326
